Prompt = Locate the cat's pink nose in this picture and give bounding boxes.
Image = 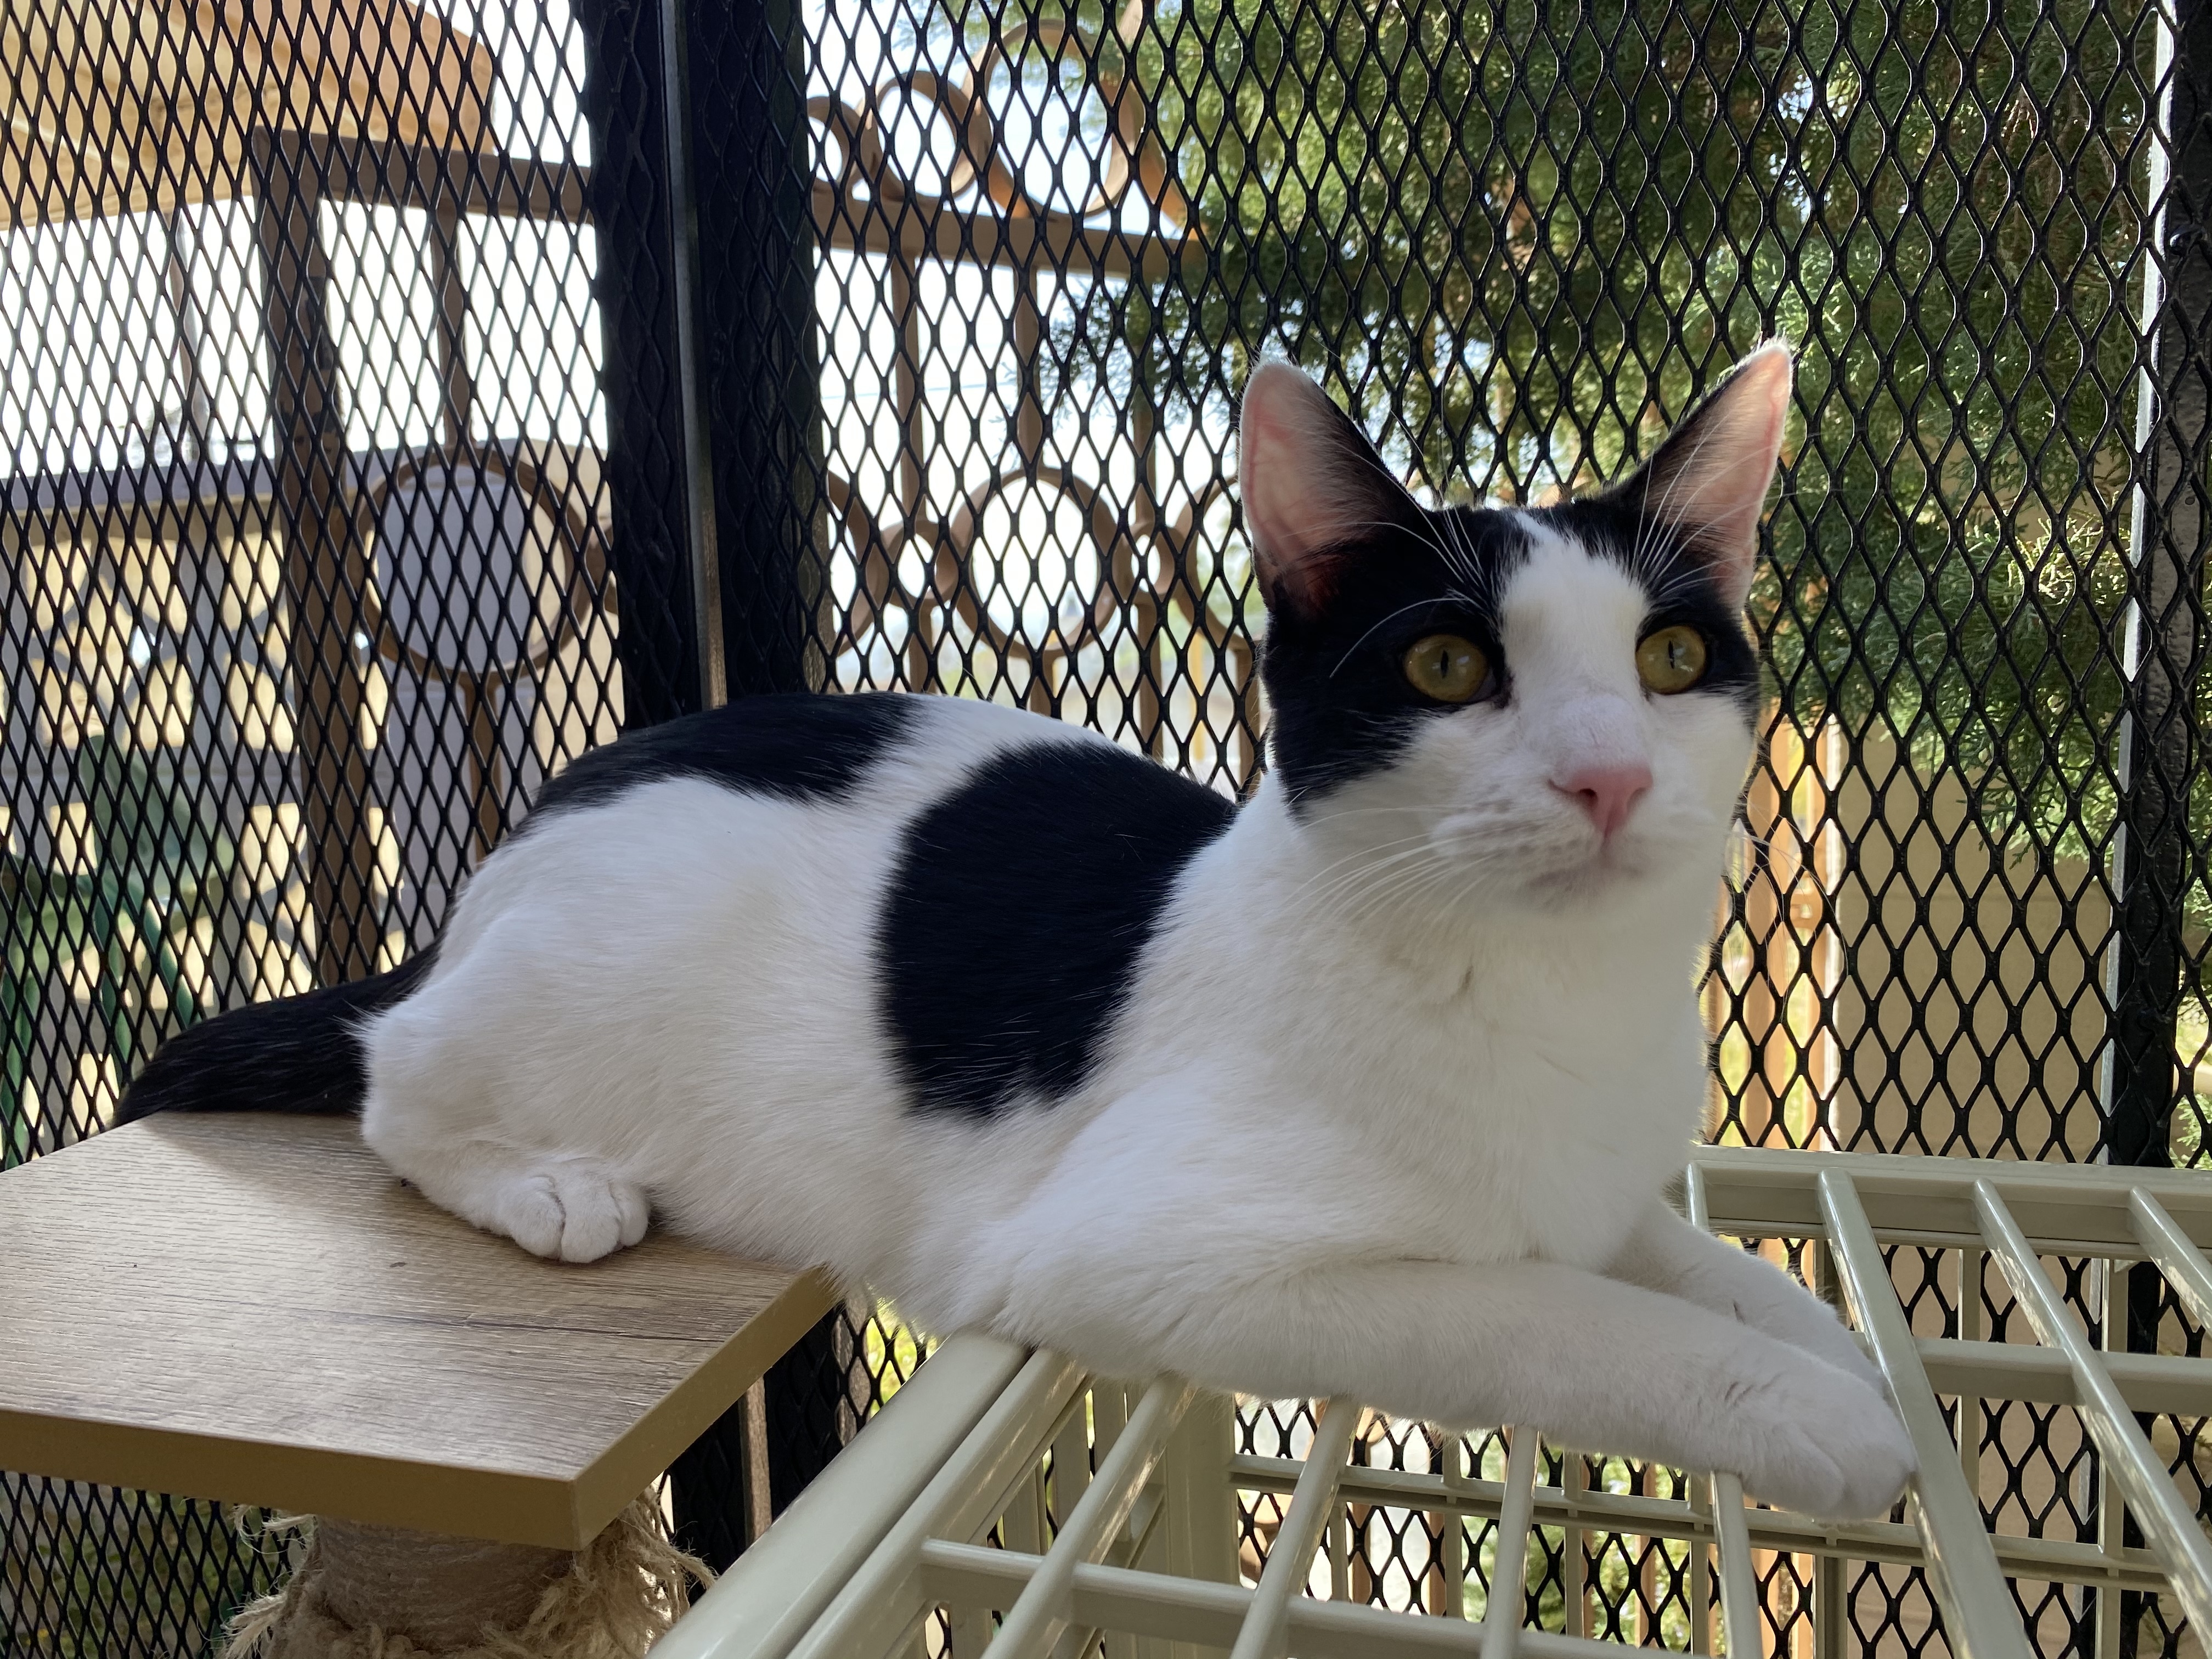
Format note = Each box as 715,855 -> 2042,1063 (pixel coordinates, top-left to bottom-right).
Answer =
1553,761 -> 1652,837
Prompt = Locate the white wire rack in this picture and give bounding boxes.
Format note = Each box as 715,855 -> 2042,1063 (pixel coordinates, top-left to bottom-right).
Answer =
658,1149 -> 2212,1659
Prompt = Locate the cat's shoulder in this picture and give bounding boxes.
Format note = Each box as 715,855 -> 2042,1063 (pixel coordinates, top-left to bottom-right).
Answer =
881,725 -> 1237,1119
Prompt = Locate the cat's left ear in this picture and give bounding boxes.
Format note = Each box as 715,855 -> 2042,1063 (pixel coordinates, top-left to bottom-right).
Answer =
1617,341 -> 1793,610
1239,363 -> 1424,618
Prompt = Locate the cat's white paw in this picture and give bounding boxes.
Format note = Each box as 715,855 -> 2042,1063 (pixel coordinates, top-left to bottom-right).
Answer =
1735,1282 -> 1887,1395
1795,1322 -> 1887,1397
494,1166 -> 650,1263
1733,1358 -> 1915,1519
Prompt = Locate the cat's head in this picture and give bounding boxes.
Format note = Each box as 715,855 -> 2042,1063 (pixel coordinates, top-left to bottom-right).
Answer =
1240,344 -> 1789,914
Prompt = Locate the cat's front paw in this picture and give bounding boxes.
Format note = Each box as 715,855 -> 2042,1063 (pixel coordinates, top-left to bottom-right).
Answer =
495,1166 -> 651,1263
1737,1282 -> 1886,1395
1734,1359 -> 1916,1520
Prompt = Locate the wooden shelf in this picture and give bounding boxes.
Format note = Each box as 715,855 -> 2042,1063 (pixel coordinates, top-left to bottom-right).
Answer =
0,1114 -> 834,1548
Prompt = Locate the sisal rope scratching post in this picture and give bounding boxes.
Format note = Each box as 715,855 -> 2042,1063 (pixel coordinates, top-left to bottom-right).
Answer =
222,1493 -> 712,1658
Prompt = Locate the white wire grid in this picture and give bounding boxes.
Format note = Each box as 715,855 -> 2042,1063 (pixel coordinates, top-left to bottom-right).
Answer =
662,1149 -> 2212,1659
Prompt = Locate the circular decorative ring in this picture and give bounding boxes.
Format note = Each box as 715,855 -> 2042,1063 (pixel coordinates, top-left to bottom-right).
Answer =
355,446 -> 603,696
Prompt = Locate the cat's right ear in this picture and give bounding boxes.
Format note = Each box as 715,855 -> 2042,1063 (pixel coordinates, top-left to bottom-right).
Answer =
1614,341 -> 1792,610
1239,364 -> 1421,618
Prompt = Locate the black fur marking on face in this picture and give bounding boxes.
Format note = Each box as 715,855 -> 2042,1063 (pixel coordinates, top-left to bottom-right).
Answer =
1261,506 -> 1530,808
525,691 -> 916,828
1534,494 -> 1763,716
881,740 -> 1236,1119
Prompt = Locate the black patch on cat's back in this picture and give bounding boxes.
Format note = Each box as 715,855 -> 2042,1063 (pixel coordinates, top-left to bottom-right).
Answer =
881,740 -> 1236,1118
525,692 -> 914,827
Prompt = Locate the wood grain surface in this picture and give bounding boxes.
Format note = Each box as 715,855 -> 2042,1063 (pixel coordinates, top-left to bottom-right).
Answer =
0,1114 -> 835,1547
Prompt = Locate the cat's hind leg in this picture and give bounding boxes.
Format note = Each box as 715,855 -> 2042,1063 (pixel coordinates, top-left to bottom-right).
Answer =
356,938 -> 650,1263
393,1144 -> 650,1263
365,1080 -> 651,1262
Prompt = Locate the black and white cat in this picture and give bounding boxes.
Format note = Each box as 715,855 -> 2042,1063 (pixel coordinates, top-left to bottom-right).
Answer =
125,343 -> 1916,1519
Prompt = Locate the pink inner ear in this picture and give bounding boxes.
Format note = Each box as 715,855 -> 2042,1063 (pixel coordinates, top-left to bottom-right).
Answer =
1645,344 -> 1792,608
1238,363 -> 1411,614
1239,375 -> 1339,611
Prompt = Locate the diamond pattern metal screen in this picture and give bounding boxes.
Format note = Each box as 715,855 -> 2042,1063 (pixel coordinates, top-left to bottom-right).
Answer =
2,0 -> 2207,1652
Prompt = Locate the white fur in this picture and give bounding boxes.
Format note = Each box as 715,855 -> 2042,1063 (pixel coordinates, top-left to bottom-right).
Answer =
359,344 -> 1914,1518
359,526 -> 1915,1521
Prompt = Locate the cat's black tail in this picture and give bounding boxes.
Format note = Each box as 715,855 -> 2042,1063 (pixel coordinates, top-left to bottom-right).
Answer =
115,952 -> 438,1124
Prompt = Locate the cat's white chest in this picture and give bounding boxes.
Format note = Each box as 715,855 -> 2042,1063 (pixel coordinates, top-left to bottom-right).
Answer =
1261,950 -> 1706,1272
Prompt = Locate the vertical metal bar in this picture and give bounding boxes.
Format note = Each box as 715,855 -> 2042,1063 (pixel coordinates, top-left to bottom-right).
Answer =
654,0 -> 723,711
1808,1238 -> 1847,1659
2128,1187 -> 2212,1323
1437,1432 -> 1466,1618
1480,1429 -> 1541,1659
1563,1454 -> 1588,1640
1227,1398 -> 1357,1659
1098,1381 -> 1131,1463
947,1600 -> 995,1658
1815,1551 -> 1847,1659
1126,309 -> 1165,760
251,131 -> 379,989
990,1380 -> 1194,1659
1001,1463 -> 1047,1556
1711,1473 -> 1763,1659
1818,1170 -> 2035,1659
888,256 -> 944,695
1958,1247 -> 1984,1493
665,0 -> 842,1531
689,0 -> 826,698
161,208 -> 212,460
2105,0 -> 2211,1179
1681,1164 -> 1718,1655
427,201 -> 475,454
2105,48 -> 2210,1652
1689,1471 -> 1711,1655
2098,1260 -> 2126,1659
1052,1391 -> 1093,1528
1973,1181 -> 2212,1634
1098,1383 -> 1139,1659
1633,1466 -> 1658,1649
1147,1389 -> 1238,1659
568,0 -> 713,727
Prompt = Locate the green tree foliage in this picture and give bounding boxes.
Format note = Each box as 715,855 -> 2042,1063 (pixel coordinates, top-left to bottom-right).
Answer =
967,0 -> 2171,881
0,737 -> 233,1164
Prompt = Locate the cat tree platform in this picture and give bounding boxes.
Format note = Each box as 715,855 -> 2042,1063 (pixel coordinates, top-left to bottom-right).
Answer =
0,1113 -> 835,1652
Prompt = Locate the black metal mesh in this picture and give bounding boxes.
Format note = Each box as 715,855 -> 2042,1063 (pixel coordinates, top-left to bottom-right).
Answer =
0,0 -> 624,1644
4,0 -> 2210,1650
766,0 -> 2207,1648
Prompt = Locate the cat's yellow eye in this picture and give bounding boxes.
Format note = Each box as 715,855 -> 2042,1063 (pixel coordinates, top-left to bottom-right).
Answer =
1637,625 -> 1709,694
1403,634 -> 1489,703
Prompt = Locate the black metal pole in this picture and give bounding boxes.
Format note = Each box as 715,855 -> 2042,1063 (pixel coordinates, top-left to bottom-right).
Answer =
574,0 -> 761,1576
2103,3 -> 2212,1648
579,0 -> 838,1569
2105,0 -> 2212,1179
570,0 -> 717,728
690,0 -> 828,696
679,0 -> 848,1554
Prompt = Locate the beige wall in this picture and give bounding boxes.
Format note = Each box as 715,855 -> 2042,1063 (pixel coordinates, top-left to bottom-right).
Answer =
1718,719 -> 2115,1163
